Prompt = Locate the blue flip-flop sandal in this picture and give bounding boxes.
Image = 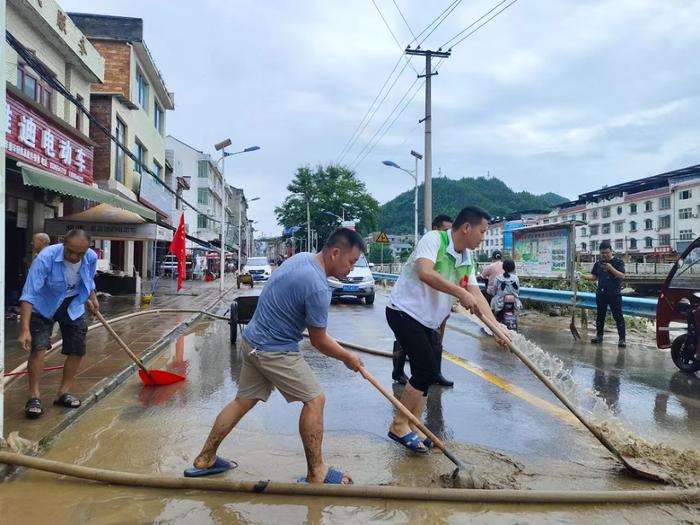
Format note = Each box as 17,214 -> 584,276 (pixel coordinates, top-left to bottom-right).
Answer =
388,431 -> 429,453
183,456 -> 237,477
297,467 -> 354,484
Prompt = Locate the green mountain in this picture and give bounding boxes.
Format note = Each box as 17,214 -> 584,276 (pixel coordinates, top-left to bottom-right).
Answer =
379,176 -> 568,234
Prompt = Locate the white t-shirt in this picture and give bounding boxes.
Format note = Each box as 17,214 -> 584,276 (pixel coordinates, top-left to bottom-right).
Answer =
389,230 -> 476,329
64,260 -> 82,297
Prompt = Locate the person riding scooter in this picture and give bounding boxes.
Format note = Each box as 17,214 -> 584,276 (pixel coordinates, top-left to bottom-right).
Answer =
490,259 -> 522,330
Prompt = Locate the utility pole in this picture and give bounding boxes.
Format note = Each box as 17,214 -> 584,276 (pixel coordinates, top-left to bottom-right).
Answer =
405,47 -> 450,233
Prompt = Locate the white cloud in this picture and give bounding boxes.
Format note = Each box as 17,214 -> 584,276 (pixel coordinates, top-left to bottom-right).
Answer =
58,0 -> 700,232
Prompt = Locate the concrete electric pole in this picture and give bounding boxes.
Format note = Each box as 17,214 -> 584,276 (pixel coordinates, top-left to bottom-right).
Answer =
405,47 -> 450,233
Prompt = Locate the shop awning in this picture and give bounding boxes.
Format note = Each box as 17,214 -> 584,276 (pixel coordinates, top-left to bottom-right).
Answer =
19,163 -> 157,221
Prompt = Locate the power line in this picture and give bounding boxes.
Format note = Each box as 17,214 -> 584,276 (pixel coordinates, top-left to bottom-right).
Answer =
335,55 -> 404,164
336,1 -> 465,165
337,58 -> 414,164
348,0 -> 518,172
369,0 -> 419,75
441,0 -> 518,50
391,0 -> 417,42
351,56 -> 446,171
350,79 -> 424,170
6,30 -> 222,225
412,0 -> 463,48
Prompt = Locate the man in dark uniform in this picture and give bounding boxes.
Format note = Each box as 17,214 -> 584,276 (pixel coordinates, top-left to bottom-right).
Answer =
581,240 -> 627,348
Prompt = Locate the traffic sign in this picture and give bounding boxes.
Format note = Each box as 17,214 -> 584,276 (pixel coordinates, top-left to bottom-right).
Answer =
375,231 -> 390,243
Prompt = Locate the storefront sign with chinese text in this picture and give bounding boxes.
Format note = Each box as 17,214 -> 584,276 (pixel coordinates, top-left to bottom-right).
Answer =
5,92 -> 94,184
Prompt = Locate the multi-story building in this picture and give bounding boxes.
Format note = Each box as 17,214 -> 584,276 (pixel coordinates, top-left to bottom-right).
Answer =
4,0 -> 104,299
69,13 -> 175,279
545,164 -> 700,259
477,221 -> 504,259
167,136 -> 250,259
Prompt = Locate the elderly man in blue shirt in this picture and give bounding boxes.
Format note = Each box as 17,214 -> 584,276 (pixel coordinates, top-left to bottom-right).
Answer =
18,229 -> 99,419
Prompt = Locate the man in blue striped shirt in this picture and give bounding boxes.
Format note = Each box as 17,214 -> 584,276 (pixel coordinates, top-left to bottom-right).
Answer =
18,229 -> 99,419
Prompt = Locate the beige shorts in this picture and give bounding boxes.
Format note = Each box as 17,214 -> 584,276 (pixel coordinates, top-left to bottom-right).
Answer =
236,338 -> 324,403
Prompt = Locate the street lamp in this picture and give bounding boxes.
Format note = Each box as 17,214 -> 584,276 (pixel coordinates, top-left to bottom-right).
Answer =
215,138 -> 260,291
382,150 -> 422,245
239,196 -> 260,272
323,210 -> 342,222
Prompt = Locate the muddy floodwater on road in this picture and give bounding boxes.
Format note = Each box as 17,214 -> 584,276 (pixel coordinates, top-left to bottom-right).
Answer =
1,291 -> 699,524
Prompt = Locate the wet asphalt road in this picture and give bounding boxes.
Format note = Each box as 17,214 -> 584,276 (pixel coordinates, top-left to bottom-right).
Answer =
327,290 -> 700,456
2,284 -> 700,524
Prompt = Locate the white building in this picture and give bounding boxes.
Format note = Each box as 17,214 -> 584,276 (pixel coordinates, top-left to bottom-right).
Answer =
477,221 -> 504,259
166,136 -> 250,258
166,136 -> 222,243
545,165 -> 700,259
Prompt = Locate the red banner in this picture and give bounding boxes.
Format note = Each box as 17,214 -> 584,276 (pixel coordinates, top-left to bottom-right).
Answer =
5,91 -> 94,185
169,213 -> 187,291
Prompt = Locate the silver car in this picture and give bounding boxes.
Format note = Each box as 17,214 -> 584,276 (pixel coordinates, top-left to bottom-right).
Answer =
327,255 -> 375,304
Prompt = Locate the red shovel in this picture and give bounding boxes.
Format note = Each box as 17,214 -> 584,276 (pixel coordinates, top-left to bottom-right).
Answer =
95,311 -> 185,386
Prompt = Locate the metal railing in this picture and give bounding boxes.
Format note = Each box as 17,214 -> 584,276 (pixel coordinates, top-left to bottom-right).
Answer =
372,272 -> 658,318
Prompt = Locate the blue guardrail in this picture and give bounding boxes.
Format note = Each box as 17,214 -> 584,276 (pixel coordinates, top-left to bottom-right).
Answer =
372,273 -> 657,318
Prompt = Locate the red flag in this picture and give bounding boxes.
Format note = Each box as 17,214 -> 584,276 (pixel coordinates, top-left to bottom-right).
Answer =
168,213 -> 187,291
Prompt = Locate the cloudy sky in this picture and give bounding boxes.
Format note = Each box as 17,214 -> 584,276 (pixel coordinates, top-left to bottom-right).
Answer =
62,0 -> 700,235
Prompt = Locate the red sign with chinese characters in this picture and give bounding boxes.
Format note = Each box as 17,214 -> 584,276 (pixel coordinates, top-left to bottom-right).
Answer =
5,92 -> 94,185
654,246 -> 673,255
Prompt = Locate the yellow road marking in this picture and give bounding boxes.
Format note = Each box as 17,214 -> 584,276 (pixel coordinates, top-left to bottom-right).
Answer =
442,351 -> 579,425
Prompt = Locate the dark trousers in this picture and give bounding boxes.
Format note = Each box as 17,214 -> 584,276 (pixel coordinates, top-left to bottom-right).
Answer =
595,293 -> 626,341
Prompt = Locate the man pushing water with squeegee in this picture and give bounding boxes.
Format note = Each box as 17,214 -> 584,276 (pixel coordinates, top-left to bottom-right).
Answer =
185,228 -> 364,484
386,205 -> 512,453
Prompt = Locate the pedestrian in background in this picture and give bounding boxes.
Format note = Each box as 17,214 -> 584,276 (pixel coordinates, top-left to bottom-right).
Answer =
480,250 -> 504,304
580,240 -> 627,348
31,232 -> 50,257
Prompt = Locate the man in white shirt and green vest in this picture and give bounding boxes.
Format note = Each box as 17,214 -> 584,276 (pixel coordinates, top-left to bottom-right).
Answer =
386,205 -> 511,452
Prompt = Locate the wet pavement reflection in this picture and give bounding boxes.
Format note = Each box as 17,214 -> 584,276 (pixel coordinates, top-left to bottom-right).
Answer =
1,288 -> 699,524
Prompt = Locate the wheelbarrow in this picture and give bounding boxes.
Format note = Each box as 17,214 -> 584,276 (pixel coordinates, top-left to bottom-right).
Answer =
229,295 -> 259,344
237,272 -> 254,290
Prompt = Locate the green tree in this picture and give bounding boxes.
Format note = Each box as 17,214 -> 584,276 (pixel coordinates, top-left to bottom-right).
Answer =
367,243 -> 394,264
275,165 -> 380,247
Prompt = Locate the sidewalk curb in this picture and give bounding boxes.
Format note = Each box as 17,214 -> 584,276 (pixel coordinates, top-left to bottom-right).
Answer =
1,288 -> 237,477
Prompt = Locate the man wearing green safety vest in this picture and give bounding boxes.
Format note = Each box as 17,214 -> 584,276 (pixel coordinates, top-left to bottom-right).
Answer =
385,205 -> 511,453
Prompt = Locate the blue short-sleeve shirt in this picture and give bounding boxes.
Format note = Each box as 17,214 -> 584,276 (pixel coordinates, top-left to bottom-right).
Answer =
20,243 -> 97,320
243,253 -> 331,352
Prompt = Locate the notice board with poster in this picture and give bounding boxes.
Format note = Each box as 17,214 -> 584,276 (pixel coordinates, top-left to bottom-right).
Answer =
512,226 -> 571,278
